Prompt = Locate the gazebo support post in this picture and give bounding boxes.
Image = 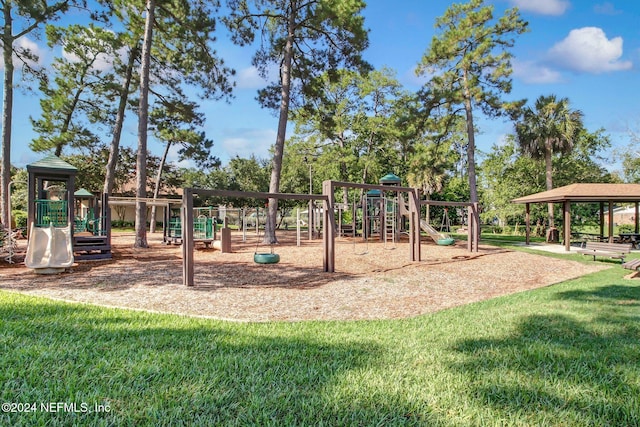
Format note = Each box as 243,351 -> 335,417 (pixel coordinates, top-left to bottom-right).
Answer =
608,201 -> 614,243
525,203 -> 530,246
635,202 -> 639,234
599,202 -> 604,240
563,201 -> 571,252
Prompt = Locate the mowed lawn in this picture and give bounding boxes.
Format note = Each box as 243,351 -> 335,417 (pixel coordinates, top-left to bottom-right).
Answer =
1,258 -> 639,426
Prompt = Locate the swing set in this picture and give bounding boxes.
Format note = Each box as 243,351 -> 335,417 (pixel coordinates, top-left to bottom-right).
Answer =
181,181 -> 480,286
182,188 -> 328,285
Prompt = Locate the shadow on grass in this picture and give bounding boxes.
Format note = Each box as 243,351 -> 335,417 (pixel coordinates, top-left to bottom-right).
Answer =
0,294 -> 439,425
449,285 -> 640,425
556,283 -> 640,306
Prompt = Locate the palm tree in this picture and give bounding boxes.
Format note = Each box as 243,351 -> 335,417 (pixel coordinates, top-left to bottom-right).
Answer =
407,142 -> 456,221
516,95 -> 583,230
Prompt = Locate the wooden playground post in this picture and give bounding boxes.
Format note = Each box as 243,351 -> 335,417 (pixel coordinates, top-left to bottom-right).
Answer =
323,180 -> 335,272
466,202 -> 480,252
102,193 -> 111,249
474,202 -> 480,251
296,208 -> 301,247
409,189 -> 421,262
182,188 -> 195,286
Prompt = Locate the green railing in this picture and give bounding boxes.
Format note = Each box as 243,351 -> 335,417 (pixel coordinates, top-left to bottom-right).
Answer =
169,216 -> 182,239
194,216 -> 215,240
168,214 -> 215,240
35,200 -> 68,227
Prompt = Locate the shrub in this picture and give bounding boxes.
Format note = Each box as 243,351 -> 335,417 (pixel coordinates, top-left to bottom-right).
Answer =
618,224 -> 634,233
11,210 -> 27,229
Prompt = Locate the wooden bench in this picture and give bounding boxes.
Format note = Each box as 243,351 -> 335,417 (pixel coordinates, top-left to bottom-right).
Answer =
577,242 -> 633,263
622,258 -> 640,271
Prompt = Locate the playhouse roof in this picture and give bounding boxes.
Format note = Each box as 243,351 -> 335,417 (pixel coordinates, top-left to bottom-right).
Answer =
512,183 -> 640,204
26,154 -> 78,173
379,173 -> 401,184
74,188 -> 94,197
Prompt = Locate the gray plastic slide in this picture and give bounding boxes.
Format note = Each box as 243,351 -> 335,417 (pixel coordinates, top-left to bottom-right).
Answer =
25,223 -> 74,273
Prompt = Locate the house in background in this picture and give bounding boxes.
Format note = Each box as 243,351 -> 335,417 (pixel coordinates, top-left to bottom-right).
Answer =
604,206 -> 636,226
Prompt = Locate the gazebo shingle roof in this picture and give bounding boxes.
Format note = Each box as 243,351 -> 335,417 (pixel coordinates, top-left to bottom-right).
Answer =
512,183 -> 640,204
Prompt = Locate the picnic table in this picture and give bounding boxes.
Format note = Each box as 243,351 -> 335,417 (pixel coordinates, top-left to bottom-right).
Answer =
619,233 -> 640,249
569,232 -> 607,248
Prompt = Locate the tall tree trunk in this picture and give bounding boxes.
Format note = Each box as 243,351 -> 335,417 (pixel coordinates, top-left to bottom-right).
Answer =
462,69 -> 480,236
462,69 -> 478,205
545,138 -> 554,228
338,136 -> 349,206
104,45 -> 138,195
264,10 -> 295,244
361,130 -> 376,185
149,142 -> 171,233
134,0 -> 155,248
1,8 -> 13,227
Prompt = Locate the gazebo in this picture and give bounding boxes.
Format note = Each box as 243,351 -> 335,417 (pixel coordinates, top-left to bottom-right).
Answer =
512,183 -> 640,252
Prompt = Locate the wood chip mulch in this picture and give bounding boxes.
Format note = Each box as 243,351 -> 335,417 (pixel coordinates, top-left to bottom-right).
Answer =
0,231 -> 608,322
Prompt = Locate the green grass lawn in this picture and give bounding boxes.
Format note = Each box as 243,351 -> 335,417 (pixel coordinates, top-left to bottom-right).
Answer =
1,253 -> 639,425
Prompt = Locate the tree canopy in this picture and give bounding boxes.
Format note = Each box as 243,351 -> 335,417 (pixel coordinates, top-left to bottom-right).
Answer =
225,0 -> 369,242
417,0 -> 528,208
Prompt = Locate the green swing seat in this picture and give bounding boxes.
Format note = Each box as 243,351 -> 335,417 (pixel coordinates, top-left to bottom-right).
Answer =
253,252 -> 280,264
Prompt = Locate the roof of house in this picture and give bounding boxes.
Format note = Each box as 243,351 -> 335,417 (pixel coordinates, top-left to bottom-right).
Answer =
512,183 -> 640,204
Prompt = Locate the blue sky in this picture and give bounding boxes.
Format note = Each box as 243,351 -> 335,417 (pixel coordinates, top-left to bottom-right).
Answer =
4,0 -> 640,174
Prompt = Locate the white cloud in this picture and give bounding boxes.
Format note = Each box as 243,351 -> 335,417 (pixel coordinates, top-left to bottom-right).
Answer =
548,27 -> 632,74
221,128 -> 276,160
235,65 -> 280,89
401,65 -> 431,88
60,28 -> 126,73
508,0 -> 570,16
166,144 -> 194,169
62,47 -> 116,72
0,36 -> 45,71
235,66 -> 266,89
594,2 -> 622,15
512,59 -> 563,84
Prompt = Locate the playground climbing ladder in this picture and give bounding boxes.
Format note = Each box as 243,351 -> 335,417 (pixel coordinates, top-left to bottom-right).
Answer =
384,197 -> 397,246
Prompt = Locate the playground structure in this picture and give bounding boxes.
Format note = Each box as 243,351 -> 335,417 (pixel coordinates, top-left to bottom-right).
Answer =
25,155 -> 112,272
336,173 -> 457,247
181,178 -> 480,286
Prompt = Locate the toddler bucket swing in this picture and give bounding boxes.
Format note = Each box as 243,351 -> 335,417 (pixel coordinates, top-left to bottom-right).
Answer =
254,251 -> 280,264
254,215 -> 280,264
436,207 -> 455,246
